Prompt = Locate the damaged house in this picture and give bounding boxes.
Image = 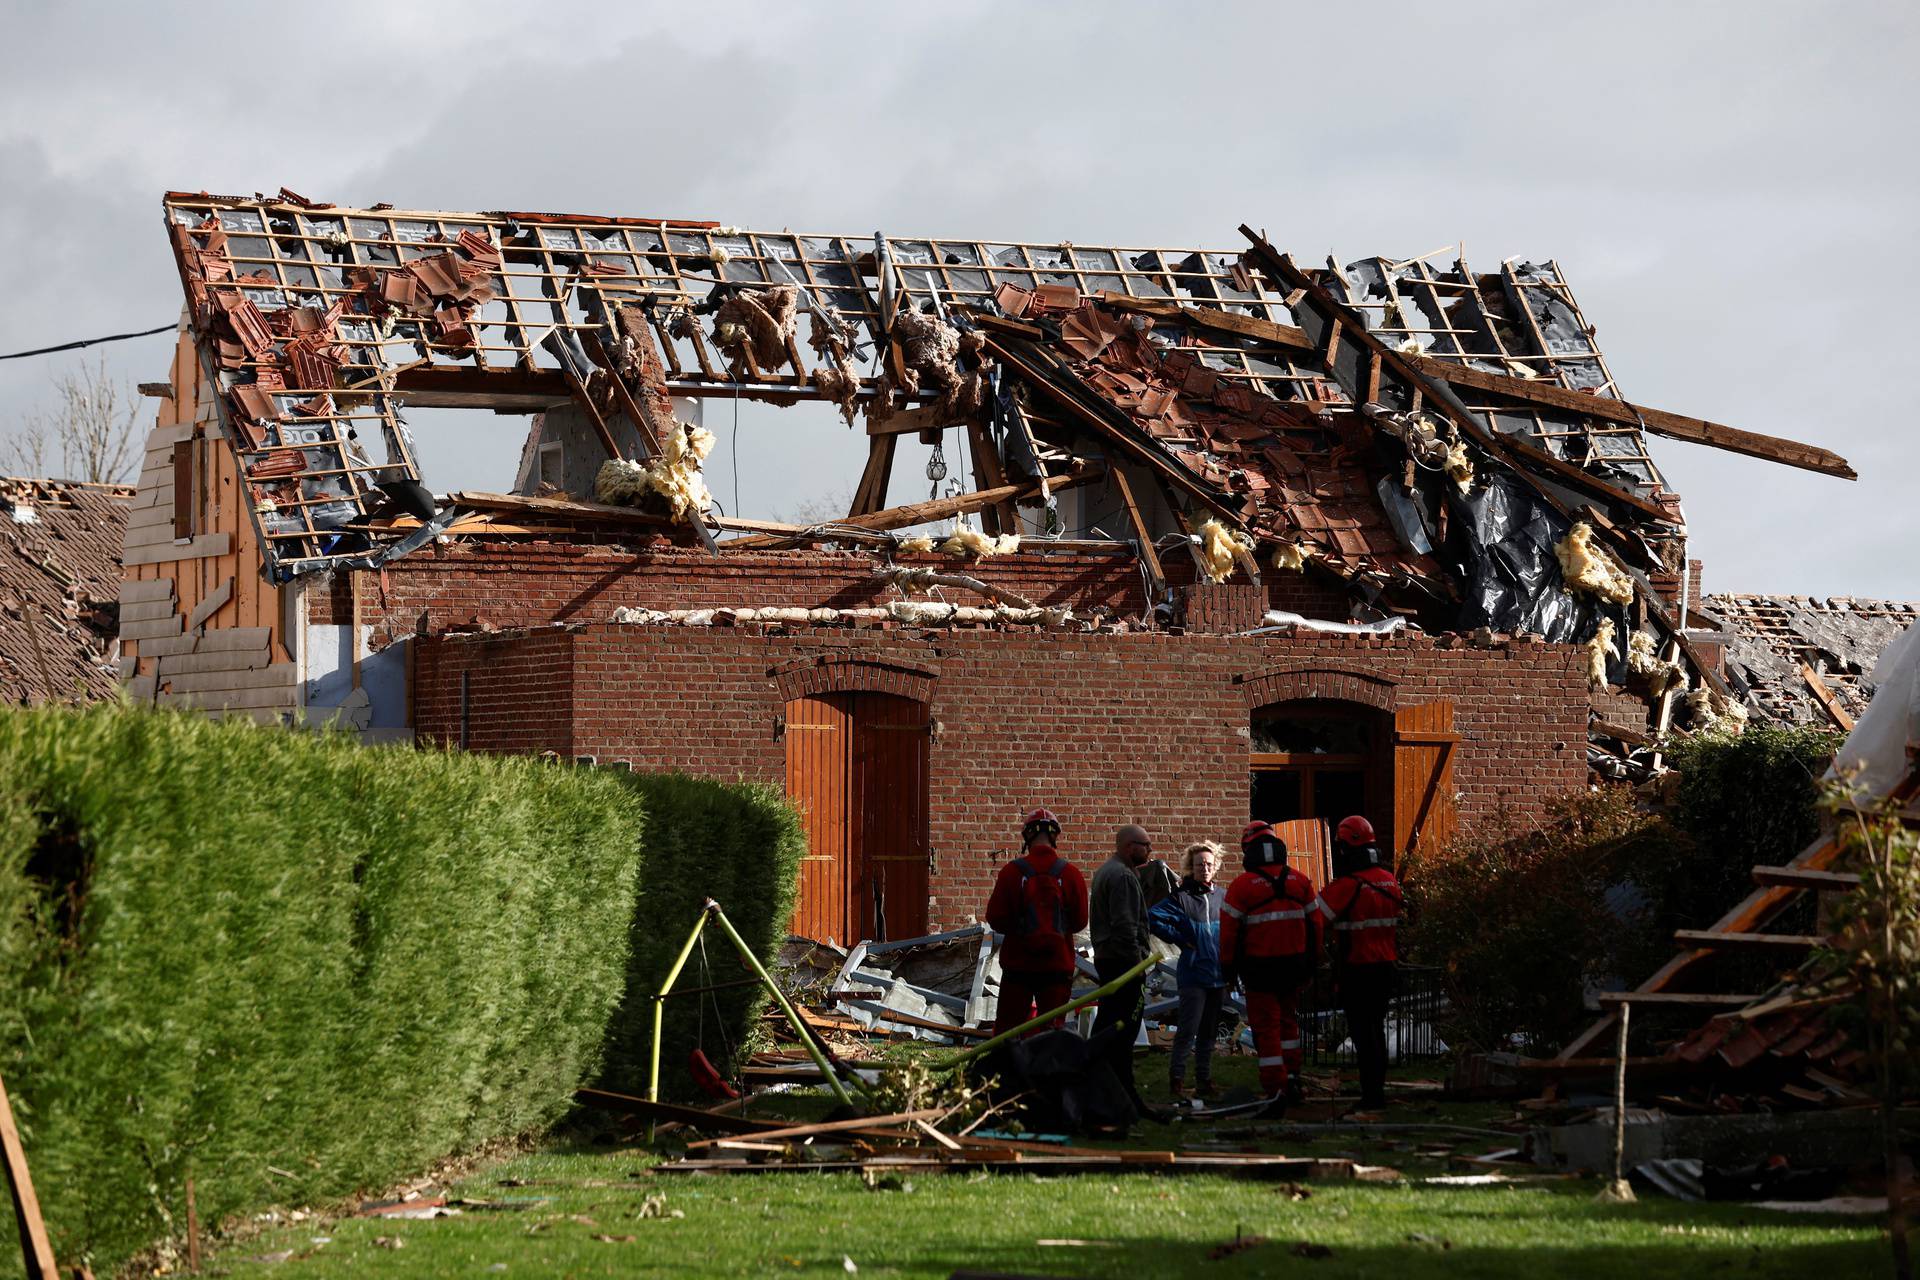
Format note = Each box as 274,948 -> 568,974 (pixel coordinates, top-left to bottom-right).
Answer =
116,191 -> 1863,943
0,476 -> 130,703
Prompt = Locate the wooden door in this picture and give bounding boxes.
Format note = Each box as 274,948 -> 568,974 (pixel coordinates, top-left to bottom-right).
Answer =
1269,817 -> 1333,890
786,693 -> 852,944
1392,700 -> 1460,862
785,692 -> 930,944
852,694 -> 931,941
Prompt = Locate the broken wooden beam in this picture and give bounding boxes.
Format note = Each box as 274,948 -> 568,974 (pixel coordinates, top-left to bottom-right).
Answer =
1094,292 -> 1314,352
1595,991 -> 1762,1007
729,465 -> 1104,549
1408,356 -> 1856,481
571,1089 -> 788,1135
683,1109 -> 947,1150
1671,929 -> 1824,951
1,1072 -> 60,1280
1799,663 -> 1857,731
1750,865 -> 1860,892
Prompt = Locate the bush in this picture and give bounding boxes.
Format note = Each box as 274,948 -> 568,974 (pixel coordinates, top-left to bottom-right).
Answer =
0,706 -> 646,1274
595,772 -> 805,1101
1406,726 -> 1843,1056
1405,788 -> 1675,1054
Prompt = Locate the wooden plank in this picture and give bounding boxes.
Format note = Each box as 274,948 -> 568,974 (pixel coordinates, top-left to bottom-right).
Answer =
738,466 -> 1103,548
154,648 -> 273,676
965,418 -> 1016,537
186,576 -> 234,631
1799,664 -> 1856,731
119,616 -> 185,642
134,633 -> 199,658
123,532 -> 230,566
1094,292 -> 1314,351
1407,356 -> 1855,480
1751,866 -> 1860,891
865,404 -> 970,438
1106,465 -> 1166,599
118,578 -> 176,604
193,626 -> 272,652
0,1072 -> 59,1280
1595,991 -> 1761,1007
160,685 -> 296,711
450,491 -> 672,526
159,665 -> 298,694
571,1089 -> 793,1135
1671,929 -> 1823,951
684,1109 -> 947,1150
117,599 -> 178,623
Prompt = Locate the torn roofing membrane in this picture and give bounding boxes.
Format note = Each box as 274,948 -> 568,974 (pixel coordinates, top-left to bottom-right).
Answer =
160,190 -> 1856,726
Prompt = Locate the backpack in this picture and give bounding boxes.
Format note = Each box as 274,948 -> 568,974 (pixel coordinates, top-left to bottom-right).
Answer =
1010,856 -> 1067,940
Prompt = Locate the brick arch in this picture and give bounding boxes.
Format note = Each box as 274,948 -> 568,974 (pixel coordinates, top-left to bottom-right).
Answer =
1235,664 -> 1399,712
771,656 -> 939,704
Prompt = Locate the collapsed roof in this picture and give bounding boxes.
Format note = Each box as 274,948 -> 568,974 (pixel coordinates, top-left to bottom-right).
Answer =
158,191 -> 1858,747
1702,593 -> 1920,729
0,477 -> 131,703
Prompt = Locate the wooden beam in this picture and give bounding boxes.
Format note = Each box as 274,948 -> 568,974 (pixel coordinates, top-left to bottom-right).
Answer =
684,1108 -> 946,1150
1094,293 -> 1313,352
571,1089 -> 789,1135
1800,663 -> 1856,731
0,1073 -> 58,1280
584,332 -> 664,457
1108,465 -> 1166,600
1408,356 -> 1856,481
728,466 -> 1104,548
848,434 -> 897,516
451,491 -> 673,525
966,418 -> 1017,536
866,403 -> 966,438
1751,865 -> 1860,891
982,335 -> 1247,529
557,365 -> 625,463
1595,991 -> 1761,1007
1671,929 -> 1824,951
1236,230 -> 1680,528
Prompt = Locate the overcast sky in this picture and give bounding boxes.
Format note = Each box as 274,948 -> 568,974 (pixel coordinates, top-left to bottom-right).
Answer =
1,1 -> 1912,599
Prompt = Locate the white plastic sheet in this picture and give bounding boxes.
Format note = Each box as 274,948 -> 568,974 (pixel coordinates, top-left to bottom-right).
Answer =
1828,619 -> 1920,801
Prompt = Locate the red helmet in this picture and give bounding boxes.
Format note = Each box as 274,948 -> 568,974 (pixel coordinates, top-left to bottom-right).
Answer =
1021,807 -> 1061,848
1336,815 -> 1376,846
1241,820 -> 1286,869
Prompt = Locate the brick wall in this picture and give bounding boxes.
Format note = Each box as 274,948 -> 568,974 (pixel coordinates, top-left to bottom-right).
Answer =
313,542 -> 1357,646
415,622 -> 1588,933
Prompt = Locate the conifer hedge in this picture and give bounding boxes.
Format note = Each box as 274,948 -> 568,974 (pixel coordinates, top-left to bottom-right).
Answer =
0,706 -> 801,1274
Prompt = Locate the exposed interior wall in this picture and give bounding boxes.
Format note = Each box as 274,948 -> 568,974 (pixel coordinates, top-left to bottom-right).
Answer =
120,324 -> 299,722
414,625 -> 1588,931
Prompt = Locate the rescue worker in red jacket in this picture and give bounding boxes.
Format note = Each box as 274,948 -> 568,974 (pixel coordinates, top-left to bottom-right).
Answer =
1220,820 -> 1320,1112
985,808 -> 1090,1037
1313,815 -> 1403,1109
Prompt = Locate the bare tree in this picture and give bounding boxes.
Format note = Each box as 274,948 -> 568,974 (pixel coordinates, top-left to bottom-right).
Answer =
771,484 -> 857,527
1,357 -> 143,484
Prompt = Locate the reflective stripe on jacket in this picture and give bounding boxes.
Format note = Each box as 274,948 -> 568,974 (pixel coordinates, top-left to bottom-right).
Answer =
1220,866 -> 1319,964
1313,866 -> 1402,965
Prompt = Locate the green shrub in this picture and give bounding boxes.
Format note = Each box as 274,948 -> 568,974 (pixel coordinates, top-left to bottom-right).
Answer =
595,772 -> 805,1101
1406,726 -> 1843,1056
1405,787 -> 1675,1054
0,705 -> 646,1274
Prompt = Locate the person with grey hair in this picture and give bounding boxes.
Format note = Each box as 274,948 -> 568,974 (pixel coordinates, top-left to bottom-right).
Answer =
1149,841 -> 1228,1099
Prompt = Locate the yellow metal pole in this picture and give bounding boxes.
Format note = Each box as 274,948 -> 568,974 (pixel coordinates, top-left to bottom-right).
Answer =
704,899 -> 862,1109
946,952 -> 1157,1069
647,906 -> 713,1110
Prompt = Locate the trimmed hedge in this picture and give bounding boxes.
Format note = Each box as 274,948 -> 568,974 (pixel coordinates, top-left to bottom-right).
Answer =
0,707 -> 651,1273
596,771 -> 805,1101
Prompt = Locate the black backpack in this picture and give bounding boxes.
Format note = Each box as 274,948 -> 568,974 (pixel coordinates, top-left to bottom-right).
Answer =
1011,856 -> 1067,939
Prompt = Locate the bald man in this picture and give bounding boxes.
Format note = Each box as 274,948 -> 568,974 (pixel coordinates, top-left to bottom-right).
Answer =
1090,824 -> 1155,1115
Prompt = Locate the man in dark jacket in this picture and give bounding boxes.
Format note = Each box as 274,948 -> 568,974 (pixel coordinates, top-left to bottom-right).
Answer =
985,808 -> 1088,1037
1090,824 -> 1153,1109
1149,841 -> 1226,1098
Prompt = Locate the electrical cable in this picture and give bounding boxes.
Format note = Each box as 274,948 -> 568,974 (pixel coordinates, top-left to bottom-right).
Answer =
1,323 -> 175,361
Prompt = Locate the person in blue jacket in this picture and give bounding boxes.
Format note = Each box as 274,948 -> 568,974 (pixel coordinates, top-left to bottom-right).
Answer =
1149,840 -> 1228,1099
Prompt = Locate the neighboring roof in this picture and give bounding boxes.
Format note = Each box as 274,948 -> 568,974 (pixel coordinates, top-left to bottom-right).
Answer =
0,477 -> 132,703
1704,592 -> 1920,727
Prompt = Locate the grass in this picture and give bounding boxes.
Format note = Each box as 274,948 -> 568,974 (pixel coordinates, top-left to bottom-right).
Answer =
203,1142 -> 1882,1279
201,1050 -> 1884,1279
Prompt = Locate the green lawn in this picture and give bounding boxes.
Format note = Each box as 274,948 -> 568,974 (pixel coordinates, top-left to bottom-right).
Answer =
202,1055 -> 1885,1279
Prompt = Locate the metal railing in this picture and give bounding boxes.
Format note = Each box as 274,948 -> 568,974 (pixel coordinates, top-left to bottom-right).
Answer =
1297,963 -> 1448,1066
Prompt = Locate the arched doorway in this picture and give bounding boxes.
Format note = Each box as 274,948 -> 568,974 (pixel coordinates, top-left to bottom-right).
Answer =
784,691 -> 930,944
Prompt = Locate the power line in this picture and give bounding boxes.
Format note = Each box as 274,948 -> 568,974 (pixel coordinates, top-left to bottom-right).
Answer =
0,323 -> 175,362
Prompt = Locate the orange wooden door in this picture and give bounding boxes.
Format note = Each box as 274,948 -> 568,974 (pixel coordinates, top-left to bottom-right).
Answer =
785,692 -> 930,943
1392,700 -> 1460,862
786,693 -> 853,943
852,693 -> 931,941
1270,817 -> 1333,890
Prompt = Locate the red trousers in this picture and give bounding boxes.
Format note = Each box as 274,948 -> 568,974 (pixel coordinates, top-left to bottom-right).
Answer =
994,970 -> 1073,1037
1245,985 -> 1304,1096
